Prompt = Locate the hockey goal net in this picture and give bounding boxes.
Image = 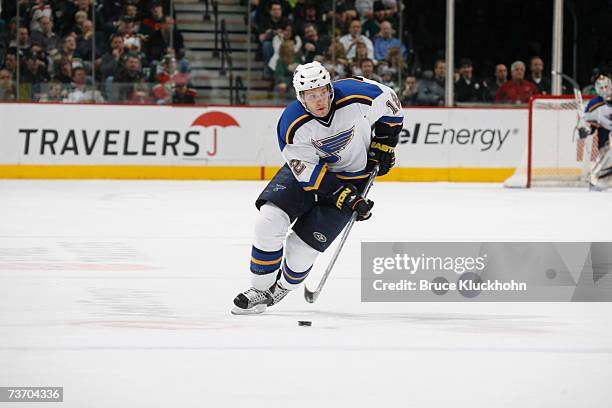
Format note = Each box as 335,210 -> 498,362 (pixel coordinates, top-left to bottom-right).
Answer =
504,95 -> 597,187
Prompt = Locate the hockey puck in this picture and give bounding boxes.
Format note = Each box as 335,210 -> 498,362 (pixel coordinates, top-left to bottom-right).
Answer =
298,320 -> 312,327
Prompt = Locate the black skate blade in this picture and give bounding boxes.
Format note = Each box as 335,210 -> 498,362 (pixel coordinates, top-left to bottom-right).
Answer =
231,304 -> 267,315
304,285 -> 318,303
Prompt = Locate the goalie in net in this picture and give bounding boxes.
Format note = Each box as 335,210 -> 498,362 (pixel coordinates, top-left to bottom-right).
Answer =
578,74 -> 612,191
504,74 -> 612,189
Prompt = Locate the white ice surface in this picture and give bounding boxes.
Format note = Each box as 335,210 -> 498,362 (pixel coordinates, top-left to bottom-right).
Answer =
0,180 -> 611,408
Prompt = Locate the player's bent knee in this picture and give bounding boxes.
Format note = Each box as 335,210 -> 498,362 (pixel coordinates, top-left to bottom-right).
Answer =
253,203 -> 291,251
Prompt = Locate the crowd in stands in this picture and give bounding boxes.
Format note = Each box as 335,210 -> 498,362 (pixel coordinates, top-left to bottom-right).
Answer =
0,0 -> 196,103
251,0 -> 607,106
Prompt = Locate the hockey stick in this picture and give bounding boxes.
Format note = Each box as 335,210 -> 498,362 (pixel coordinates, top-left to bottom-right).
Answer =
552,70 -> 593,179
304,165 -> 379,304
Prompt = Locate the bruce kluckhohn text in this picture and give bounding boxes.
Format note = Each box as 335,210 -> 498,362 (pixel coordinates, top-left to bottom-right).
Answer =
370,253 -> 527,293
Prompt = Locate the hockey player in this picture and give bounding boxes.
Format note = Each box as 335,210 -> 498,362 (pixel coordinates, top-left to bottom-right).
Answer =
579,74 -> 612,191
232,61 -> 403,314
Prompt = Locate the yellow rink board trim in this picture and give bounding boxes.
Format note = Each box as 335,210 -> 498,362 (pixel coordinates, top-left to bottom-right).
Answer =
0,165 -> 515,182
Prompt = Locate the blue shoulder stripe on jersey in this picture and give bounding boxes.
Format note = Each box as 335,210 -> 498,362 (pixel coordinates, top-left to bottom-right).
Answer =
585,96 -> 604,113
333,77 -> 383,109
277,101 -> 312,150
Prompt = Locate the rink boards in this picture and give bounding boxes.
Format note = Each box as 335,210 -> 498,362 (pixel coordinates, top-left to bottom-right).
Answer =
0,103 -> 527,182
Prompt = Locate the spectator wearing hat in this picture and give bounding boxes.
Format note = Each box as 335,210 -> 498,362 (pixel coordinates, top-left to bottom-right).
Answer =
496,60 -> 539,104
454,58 -> 489,102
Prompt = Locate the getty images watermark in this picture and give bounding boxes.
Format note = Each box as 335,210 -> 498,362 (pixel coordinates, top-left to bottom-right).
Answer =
361,242 -> 612,302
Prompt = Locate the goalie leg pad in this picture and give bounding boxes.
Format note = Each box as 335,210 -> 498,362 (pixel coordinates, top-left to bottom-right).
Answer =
591,144 -> 612,184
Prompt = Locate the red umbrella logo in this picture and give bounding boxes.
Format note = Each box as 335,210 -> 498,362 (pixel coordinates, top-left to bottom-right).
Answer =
191,111 -> 240,156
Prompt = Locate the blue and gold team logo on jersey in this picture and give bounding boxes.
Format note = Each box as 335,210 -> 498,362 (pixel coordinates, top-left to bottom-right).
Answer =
311,126 -> 355,162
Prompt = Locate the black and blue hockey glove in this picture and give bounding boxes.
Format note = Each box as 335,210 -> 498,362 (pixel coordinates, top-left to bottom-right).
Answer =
331,185 -> 374,221
366,141 -> 396,176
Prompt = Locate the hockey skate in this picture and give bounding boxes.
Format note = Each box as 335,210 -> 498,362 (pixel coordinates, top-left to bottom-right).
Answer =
231,283 -> 290,315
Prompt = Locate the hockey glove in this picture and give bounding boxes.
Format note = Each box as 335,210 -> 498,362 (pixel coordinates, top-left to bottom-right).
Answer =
366,141 -> 396,176
578,126 -> 592,139
331,185 -> 374,221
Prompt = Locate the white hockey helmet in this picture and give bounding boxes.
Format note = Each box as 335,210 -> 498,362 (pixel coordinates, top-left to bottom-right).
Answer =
595,75 -> 612,101
293,61 -> 334,109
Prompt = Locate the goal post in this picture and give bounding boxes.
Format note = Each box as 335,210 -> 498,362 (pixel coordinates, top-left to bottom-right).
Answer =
504,95 -> 597,188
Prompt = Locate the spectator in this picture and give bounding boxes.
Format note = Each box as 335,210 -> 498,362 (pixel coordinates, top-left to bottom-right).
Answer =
359,58 -> 382,82
146,16 -> 184,64
20,50 -> 49,99
30,16 -> 60,54
399,75 -> 418,106
113,53 -> 144,101
38,79 -> 66,101
274,39 -> 301,95
376,46 -> 405,83
0,68 -> 16,100
301,23 -> 330,64
99,34 -> 124,79
29,0 -> 53,33
339,19 -> 373,60
349,41 -> 370,75
51,0 -> 77,35
76,20 -> 102,61
154,54 -> 178,84
2,48 -> 18,77
117,16 -> 143,55
267,24 -> 302,73
454,58 -> 489,102
64,66 -> 104,102
373,21 -> 407,61
10,27 -> 32,51
295,3 -> 327,38
141,2 -> 165,36
496,60 -> 539,104
527,56 -> 551,95
54,57 -> 73,83
257,2 -> 289,68
362,1 -> 397,37
171,73 -> 197,104
485,63 -> 507,101
321,0 -> 357,31
379,65 -> 399,93
356,0 -> 398,20
415,59 -> 446,106
322,41 -> 348,80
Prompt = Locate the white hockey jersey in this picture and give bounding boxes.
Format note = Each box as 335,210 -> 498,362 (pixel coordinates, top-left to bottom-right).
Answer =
276,77 -> 404,191
584,96 -> 612,131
